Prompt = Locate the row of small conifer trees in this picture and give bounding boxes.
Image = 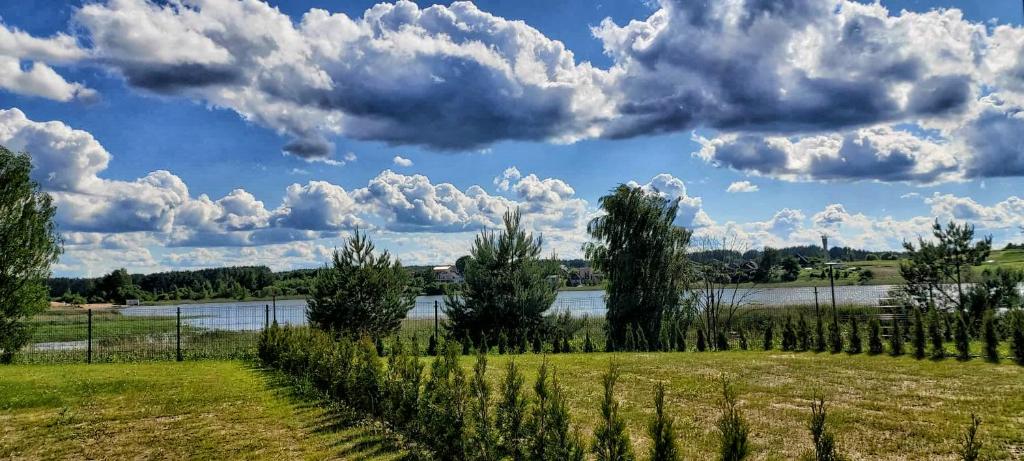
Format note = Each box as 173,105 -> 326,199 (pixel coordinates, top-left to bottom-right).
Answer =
257,324 -> 986,460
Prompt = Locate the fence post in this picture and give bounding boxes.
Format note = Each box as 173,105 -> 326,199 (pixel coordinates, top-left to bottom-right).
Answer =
272,301 -> 277,324
87,309 -> 92,364
813,286 -> 820,317
265,304 -> 270,329
433,300 -> 439,341
176,306 -> 182,362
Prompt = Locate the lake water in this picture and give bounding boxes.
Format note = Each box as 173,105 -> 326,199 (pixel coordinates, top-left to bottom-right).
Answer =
121,285 -> 899,332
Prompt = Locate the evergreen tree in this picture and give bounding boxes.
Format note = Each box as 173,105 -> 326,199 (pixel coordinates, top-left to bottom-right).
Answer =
828,317 -> 843,354
674,319 -> 688,352
847,317 -> 862,354
445,210 -> 557,350
647,382 -> 680,461
528,362 -> 585,461
428,333 -> 438,357
468,352 -> 498,461
738,329 -> 748,351
890,318 -> 904,356
533,333 -> 544,354
308,230 -> 415,337
551,333 -> 561,354
983,311 -> 999,363
498,330 -> 509,355
717,380 -> 749,461
955,315 -> 971,361
943,312 -> 955,343
807,395 -> 841,461
562,336 -> 572,354
959,414 -> 982,461
585,185 -> 690,356
781,316 -> 796,351
929,309 -> 945,359
625,324 -> 637,352
658,319 -> 672,352
496,361 -> 528,461
463,334 -> 473,355
591,365 -> 635,461
716,331 -> 730,351
797,313 -> 811,351
636,324 -> 650,352
1010,311 -> 1024,365
867,318 -> 884,355
913,309 -> 927,359
584,330 -> 596,353
814,313 -> 827,353
376,336 -> 386,357
762,323 -> 774,351
419,340 -> 469,459
697,327 -> 707,352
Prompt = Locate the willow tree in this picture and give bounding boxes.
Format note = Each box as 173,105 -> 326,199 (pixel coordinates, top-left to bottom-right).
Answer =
585,185 -> 690,350
445,209 -> 557,348
307,230 -> 415,337
1,146 -> 62,363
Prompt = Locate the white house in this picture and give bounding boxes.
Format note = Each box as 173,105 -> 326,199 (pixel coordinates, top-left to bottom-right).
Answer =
432,265 -> 463,283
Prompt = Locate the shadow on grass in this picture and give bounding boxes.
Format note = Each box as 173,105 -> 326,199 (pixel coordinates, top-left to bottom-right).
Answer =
247,363 -> 423,461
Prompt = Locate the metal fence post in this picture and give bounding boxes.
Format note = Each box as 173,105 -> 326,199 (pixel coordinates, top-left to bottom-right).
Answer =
265,304 -> 270,329
176,306 -> 183,362
433,300 -> 439,340
272,301 -> 277,324
87,309 -> 92,364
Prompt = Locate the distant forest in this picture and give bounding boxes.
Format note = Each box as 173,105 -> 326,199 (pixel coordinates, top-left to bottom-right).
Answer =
48,245 -> 900,304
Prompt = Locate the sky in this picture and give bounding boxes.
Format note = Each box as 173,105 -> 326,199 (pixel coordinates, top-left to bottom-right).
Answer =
1,0 -> 1024,277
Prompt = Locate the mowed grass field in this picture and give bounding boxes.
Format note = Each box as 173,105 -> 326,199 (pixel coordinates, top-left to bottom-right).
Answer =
0,361 -> 409,460
2,353 -> 1022,460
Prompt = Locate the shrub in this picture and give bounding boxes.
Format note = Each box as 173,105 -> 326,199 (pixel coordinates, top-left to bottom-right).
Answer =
762,323 -> 774,351
814,313 -> 827,353
828,317 -> 843,354
562,336 -> 573,354
847,317 -> 862,354
674,320 -> 688,352
551,334 -> 561,354
983,311 -> 999,363
867,318 -> 883,355
647,382 -> 680,461
529,361 -> 585,461
498,331 -> 509,355
798,313 -> 811,351
960,414 -> 982,461
384,336 -> 423,428
659,320 -> 672,352
584,330 -> 596,353
943,313 -> 954,342
533,334 -> 544,354
1010,311 -> 1024,365
716,331 -> 730,351
697,327 -> 707,352
496,361 -> 528,460
913,309 -> 927,359
591,365 -> 635,461
955,315 -> 971,361
717,380 -> 749,461
738,329 -> 748,351
625,324 -> 637,352
889,318 -> 904,356
419,340 -> 469,459
467,352 -> 498,461
351,337 -> 384,415
636,325 -> 651,352
307,230 -> 415,337
928,310 -> 945,359
781,316 -> 797,352
428,333 -> 438,356
807,395 -> 841,461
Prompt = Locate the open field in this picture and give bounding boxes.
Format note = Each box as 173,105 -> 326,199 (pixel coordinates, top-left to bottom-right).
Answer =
0,361 -> 409,460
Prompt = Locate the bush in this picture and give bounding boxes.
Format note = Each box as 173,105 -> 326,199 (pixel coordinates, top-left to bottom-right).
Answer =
814,313 -> 826,353
762,323 -> 774,351
717,380 -> 749,461
419,340 -> 469,459
674,320 -> 688,352
889,318 -> 904,356
867,318 -> 883,355
828,318 -> 843,354
913,309 -> 927,360
636,326 -> 650,352
955,315 -> 971,361
591,365 -> 635,461
960,414 -> 982,461
498,331 -> 509,355
584,330 -> 596,353
428,333 -> 438,356
781,317 -> 797,352
647,382 -> 680,461
697,327 -> 707,352
847,317 -> 862,354
738,329 -> 748,351
797,314 -> 811,352
496,361 -> 528,460
983,311 -> 999,363
384,336 -> 423,429
468,352 -> 498,461
716,331 -> 730,351
1010,311 -> 1024,365
625,324 -> 637,352
528,361 -> 585,461
928,310 -> 945,360
806,395 -> 841,461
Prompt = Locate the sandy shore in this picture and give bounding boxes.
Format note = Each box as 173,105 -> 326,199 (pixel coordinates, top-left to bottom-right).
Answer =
48,301 -> 117,310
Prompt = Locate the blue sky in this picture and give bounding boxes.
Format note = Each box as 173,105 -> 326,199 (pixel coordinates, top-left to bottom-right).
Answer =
1,0 -> 1023,277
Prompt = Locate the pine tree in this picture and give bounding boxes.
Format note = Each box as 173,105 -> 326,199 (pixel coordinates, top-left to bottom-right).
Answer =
717,380 -> 749,461
913,309 -> 927,359
983,311 -> 999,363
528,362 -> 585,461
814,312 -> 827,353
797,313 -> 811,352
562,336 -> 572,354
716,331 -> 730,351
625,324 -> 637,352
498,330 -> 509,355
828,317 -> 843,354
376,336 -> 386,357
890,318 -> 904,356
867,318 -> 883,355
533,333 -> 543,354
807,395 -> 841,461
738,329 -> 748,351
584,330 -> 596,353
955,315 -> 971,361
697,327 -> 707,352
1009,311 -> 1024,365
591,365 -> 635,461
847,317 -> 862,354
428,333 -> 438,356
468,352 -> 498,461
647,382 -> 680,461
929,309 -> 945,359
781,316 -> 796,351
762,323 -> 774,351
496,361 -> 528,461
959,414 -> 982,461
463,334 -> 473,355
419,340 -> 469,459
551,333 -> 561,354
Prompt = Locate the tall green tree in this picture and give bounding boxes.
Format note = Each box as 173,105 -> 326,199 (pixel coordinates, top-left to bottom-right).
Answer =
445,209 -> 557,348
307,230 -> 415,337
0,146 -> 62,363
900,220 -> 991,313
585,185 -> 690,349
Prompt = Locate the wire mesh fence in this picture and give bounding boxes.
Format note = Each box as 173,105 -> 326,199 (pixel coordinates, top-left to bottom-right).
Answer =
18,284 -> 903,363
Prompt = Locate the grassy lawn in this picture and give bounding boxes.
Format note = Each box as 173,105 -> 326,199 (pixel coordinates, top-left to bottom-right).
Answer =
0,361 -> 409,460
469,352 -> 1024,460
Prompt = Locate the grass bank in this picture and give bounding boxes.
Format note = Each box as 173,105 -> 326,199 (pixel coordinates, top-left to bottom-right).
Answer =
0,361 -> 410,460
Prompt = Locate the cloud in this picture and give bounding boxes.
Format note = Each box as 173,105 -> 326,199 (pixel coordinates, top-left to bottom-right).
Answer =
627,173 -> 713,228
726,181 -> 758,193
0,23 -> 95,101
493,166 -> 522,191
392,155 -> 413,167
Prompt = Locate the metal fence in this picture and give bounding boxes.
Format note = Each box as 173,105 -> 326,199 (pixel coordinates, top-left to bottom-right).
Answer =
18,284 -> 901,363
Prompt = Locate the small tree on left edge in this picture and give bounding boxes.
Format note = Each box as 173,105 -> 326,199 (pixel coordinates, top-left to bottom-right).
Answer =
307,230 -> 415,337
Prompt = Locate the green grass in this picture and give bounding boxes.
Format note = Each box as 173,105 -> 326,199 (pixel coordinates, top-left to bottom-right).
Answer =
469,351 -> 1024,459
0,361 -> 409,460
